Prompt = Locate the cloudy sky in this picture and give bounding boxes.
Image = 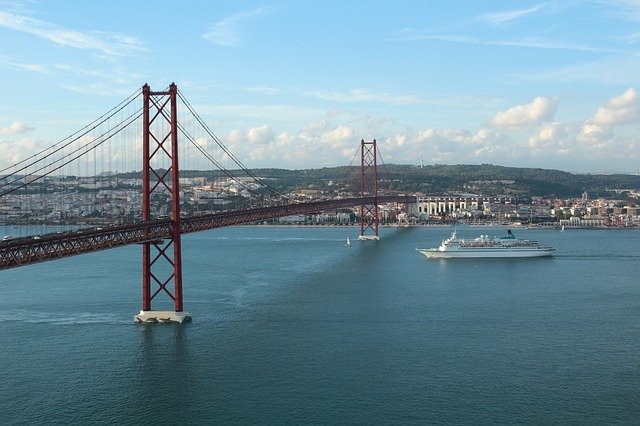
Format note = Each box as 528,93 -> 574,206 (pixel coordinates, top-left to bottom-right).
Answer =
1,0 -> 640,173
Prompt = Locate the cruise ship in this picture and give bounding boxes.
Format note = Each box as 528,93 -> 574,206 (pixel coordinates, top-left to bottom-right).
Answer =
416,229 -> 555,258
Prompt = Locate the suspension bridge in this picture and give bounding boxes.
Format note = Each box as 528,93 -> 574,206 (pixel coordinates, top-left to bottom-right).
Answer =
0,83 -> 416,323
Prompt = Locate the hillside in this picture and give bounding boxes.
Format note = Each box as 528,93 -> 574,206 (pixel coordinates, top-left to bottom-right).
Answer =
159,164 -> 640,199
377,164 -> 640,198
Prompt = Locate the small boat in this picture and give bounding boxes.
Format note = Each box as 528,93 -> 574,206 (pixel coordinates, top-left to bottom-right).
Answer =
345,236 -> 351,247
416,229 -> 554,258
560,225 -> 565,232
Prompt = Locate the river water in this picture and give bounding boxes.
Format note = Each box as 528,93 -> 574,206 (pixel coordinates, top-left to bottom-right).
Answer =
1,225 -> 639,424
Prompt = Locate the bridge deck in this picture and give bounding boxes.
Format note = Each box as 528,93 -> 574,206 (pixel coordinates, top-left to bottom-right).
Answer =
0,195 -> 415,270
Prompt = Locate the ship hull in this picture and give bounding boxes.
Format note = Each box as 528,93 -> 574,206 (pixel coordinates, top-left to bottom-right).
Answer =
417,248 -> 554,259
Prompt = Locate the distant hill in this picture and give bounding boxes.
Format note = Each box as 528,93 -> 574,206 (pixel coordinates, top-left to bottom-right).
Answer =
376,164 -> 640,198
151,164 -> 640,199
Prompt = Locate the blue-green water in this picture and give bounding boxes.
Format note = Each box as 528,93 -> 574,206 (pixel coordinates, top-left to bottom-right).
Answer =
1,226 -> 639,424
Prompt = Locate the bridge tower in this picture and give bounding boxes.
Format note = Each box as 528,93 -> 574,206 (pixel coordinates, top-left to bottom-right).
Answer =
359,138 -> 379,240
135,83 -> 191,323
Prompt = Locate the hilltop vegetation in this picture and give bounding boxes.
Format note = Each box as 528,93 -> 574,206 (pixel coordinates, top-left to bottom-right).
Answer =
376,164 -> 640,198
165,164 -> 640,199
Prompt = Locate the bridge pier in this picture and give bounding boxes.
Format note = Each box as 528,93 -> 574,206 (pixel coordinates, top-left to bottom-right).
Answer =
134,310 -> 192,324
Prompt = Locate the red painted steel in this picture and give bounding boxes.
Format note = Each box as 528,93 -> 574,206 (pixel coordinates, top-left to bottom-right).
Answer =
359,139 -> 379,238
0,195 -> 415,270
142,84 -> 151,311
169,83 -> 184,312
141,83 -> 184,312
0,91 -> 417,284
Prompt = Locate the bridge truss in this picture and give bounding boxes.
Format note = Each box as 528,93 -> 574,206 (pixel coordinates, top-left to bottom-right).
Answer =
0,83 -> 417,321
0,195 -> 415,271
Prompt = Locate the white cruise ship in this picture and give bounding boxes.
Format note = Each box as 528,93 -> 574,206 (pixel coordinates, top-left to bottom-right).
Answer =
416,229 -> 555,259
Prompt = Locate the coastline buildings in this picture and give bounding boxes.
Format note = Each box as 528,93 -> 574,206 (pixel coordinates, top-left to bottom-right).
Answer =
1,174 -> 638,228
417,196 -> 521,220
416,194 -> 639,228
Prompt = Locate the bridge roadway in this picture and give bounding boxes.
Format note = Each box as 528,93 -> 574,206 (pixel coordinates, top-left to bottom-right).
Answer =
0,195 -> 416,270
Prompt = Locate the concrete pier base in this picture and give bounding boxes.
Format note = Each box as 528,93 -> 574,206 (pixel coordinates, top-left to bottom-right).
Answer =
134,310 -> 192,324
358,235 -> 380,241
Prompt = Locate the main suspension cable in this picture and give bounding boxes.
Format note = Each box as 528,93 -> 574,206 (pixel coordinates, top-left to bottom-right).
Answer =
0,89 -> 141,179
176,90 -> 289,199
1,110 -> 142,197
177,123 -> 282,202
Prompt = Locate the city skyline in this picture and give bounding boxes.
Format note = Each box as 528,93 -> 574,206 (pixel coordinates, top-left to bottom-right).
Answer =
1,1 -> 640,173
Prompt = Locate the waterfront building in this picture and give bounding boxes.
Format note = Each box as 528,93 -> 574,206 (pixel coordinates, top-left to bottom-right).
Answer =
560,216 -> 606,228
417,196 -> 516,218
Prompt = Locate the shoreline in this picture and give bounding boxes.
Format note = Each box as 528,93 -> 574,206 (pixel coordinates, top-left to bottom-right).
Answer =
3,222 -> 638,231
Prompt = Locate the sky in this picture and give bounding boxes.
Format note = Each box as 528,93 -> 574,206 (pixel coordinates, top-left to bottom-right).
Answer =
1,0 -> 640,173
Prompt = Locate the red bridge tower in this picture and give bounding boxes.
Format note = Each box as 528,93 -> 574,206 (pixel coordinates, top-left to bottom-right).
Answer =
135,83 -> 191,323
359,138 -> 379,240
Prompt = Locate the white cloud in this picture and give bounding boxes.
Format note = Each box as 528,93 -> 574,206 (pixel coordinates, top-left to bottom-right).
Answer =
202,8 -> 267,47
486,37 -> 606,52
528,122 -> 574,156
414,128 -> 472,160
382,122 -> 591,167
480,4 -> 546,26
591,87 -> 639,125
247,124 -> 273,145
394,31 -> 479,43
226,129 -> 244,145
416,128 -> 476,149
245,86 -> 282,95
605,0 -> 640,22
576,88 -> 640,154
0,138 -> 47,166
393,30 -> 606,52
275,132 -> 295,147
249,146 -> 266,161
529,122 -> 557,146
515,56 -> 640,85
321,125 -> 354,149
275,132 -> 315,162
341,147 -> 357,160
1,122 -> 34,135
408,129 -> 468,164
491,96 -> 557,128
192,103 -> 325,123
469,128 -> 503,145
172,88 -> 639,172
393,133 -> 407,147
303,119 -> 328,133
193,137 -> 212,150
0,11 -> 145,56
0,54 -> 48,73
581,122 -> 604,137
215,120 -> 360,167
303,88 -> 422,105
60,83 -> 133,97
55,63 -> 142,83
577,124 -> 614,154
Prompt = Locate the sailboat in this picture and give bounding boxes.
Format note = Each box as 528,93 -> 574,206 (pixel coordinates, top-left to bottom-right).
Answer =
560,225 -> 565,232
345,236 -> 351,247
